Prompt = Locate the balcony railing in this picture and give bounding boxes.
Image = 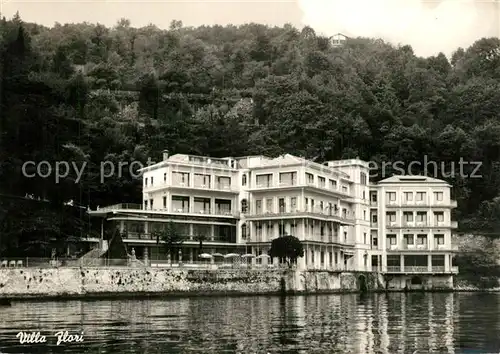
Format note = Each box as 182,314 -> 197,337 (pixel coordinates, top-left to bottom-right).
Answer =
97,203 -> 142,211
122,232 -> 236,243
247,207 -> 355,221
138,207 -> 238,217
385,266 -> 457,273
401,221 -> 428,227
432,221 -> 459,228
144,182 -> 236,192
251,181 -> 351,196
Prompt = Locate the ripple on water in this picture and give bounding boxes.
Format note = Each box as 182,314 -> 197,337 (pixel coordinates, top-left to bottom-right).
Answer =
0,293 -> 499,353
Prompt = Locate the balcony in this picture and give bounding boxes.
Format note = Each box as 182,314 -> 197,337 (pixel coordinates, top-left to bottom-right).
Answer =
432,221 -> 458,228
385,266 -> 457,273
138,206 -> 239,218
145,182 -> 237,193
370,222 -> 378,228
250,180 -> 351,197
433,243 -> 459,251
245,207 -> 355,223
401,221 -> 428,227
96,203 -> 142,212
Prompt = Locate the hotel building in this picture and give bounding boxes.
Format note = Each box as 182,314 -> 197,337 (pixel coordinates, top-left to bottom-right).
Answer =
88,152 -> 459,285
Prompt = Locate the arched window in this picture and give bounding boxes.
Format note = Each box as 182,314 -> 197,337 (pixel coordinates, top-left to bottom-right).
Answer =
242,174 -> 247,186
241,224 -> 247,239
241,199 -> 248,213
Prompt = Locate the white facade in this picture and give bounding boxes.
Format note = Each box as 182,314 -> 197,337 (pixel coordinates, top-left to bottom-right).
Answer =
89,153 -> 459,279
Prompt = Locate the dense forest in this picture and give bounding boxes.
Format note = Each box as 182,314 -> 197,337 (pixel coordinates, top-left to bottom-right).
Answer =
1,13 -> 500,256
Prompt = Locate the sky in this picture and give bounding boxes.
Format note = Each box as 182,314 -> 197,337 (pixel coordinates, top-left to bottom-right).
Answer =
0,0 -> 499,57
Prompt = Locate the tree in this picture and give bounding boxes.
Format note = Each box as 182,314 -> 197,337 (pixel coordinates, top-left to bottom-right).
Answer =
153,221 -> 184,264
269,235 -> 304,267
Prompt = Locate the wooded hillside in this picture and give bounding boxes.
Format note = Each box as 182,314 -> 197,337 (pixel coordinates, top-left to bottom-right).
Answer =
2,14 -> 500,255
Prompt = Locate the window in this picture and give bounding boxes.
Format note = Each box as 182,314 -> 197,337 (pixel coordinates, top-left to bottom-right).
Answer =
403,212 -> 413,222
267,223 -> 273,237
241,199 -> 248,213
416,192 -> 426,201
434,192 -> 443,201
364,233 -> 367,244
371,193 -> 377,202
145,178 -> 148,186
318,176 -> 326,188
404,234 -> 414,245
363,210 -> 366,220
194,173 -> 211,188
256,200 -> 262,214
151,177 -> 153,185
256,174 -> 272,187
386,192 -> 396,201
241,224 -> 247,239
360,172 -> 367,185
329,179 -> 337,189
372,237 -> 378,246
163,196 -> 167,209
278,198 -> 285,213
256,223 -> 262,240
435,234 -> 445,245
386,212 -> 396,222
387,234 -> 397,245
242,174 -> 247,186
290,197 -> 297,211
266,198 -> 273,213
434,212 -> 444,223
290,223 -> 296,235
279,223 -> 286,236
149,199 -> 153,209
372,214 -> 378,223
216,176 -> 231,189
416,212 -> 427,223
144,200 -> 148,209
343,231 -> 348,242
417,234 -> 427,245
172,171 -> 189,185
279,172 -> 297,185
306,173 -> 314,184
163,173 -> 167,182
342,185 -> 348,193
320,201 -> 324,210
404,192 -> 413,201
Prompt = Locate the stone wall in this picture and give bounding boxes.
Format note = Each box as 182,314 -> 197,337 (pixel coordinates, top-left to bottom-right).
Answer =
0,267 -> 377,299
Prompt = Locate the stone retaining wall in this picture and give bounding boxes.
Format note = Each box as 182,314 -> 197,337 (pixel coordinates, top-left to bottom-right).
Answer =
0,268 -> 376,299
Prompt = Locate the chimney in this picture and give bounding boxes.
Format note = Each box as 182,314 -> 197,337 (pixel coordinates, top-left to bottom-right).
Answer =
162,150 -> 169,161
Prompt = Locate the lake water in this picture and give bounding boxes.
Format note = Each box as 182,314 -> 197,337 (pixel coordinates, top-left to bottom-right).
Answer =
0,293 -> 499,353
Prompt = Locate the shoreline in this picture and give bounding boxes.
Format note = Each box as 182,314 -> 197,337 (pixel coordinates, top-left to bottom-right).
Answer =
1,288 -> 498,303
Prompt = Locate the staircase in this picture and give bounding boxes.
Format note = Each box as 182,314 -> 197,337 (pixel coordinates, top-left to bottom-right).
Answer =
79,247 -> 107,266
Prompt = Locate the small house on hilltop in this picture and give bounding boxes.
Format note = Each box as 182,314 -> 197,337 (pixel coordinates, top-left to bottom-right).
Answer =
330,33 -> 349,47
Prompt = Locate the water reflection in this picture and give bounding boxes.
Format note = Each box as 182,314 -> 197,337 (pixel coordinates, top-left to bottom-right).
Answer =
0,293 -> 498,353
